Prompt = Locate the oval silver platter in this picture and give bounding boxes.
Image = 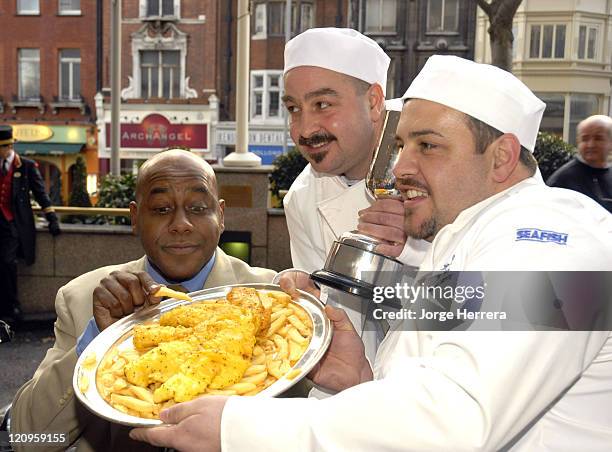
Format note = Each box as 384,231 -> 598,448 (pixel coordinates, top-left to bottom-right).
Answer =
73,283 -> 332,427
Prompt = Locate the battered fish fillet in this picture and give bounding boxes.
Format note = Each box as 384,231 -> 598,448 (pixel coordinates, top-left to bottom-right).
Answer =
154,329 -> 254,402
124,340 -> 195,387
132,324 -> 192,350
124,288 -> 270,403
227,287 -> 272,334
159,301 -> 240,328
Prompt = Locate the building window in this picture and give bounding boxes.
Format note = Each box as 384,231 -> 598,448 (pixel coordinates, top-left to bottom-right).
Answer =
140,50 -> 180,99
427,0 -> 459,33
146,0 -> 175,17
250,71 -> 283,122
569,94 -> 599,144
254,3 -> 267,37
59,49 -> 81,100
529,24 -> 566,59
578,25 -> 598,60
252,2 -> 314,38
18,49 -> 40,100
300,3 -> 314,32
17,0 -> 39,15
58,0 -> 80,14
267,2 -> 284,35
365,0 -> 397,33
537,92 -> 600,145
537,93 -> 565,138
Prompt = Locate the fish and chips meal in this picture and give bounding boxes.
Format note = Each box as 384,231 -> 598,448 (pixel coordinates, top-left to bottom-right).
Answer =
84,287 -> 313,420
153,285 -> 193,302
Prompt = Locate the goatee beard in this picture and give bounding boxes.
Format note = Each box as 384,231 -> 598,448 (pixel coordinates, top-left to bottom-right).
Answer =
406,213 -> 437,241
310,150 -> 328,164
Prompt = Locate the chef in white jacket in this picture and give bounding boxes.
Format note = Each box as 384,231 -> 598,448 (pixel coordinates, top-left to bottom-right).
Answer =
282,28 -> 428,274
132,56 -> 612,451
282,28 -> 429,360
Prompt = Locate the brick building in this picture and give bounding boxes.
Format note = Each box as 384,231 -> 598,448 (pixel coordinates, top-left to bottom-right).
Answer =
215,0 -> 349,163
475,0 -> 612,145
96,0 -> 221,172
0,1 -> 478,181
0,0 -> 99,205
348,0 -> 477,98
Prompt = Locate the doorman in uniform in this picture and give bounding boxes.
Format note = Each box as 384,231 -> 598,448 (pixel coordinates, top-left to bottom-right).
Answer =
0,125 -> 60,322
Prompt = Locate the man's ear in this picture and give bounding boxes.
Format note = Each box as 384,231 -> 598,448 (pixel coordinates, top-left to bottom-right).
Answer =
490,134 -> 521,183
367,83 -> 385,122
217,199 -> 225,234
129,201 -> 138,235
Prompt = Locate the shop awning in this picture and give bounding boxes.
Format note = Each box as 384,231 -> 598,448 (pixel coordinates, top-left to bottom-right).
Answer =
15,142 -> 84,155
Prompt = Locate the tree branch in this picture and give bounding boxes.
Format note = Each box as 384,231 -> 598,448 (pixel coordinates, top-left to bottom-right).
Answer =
475,0 -> 492,16
496,0 -> 523,22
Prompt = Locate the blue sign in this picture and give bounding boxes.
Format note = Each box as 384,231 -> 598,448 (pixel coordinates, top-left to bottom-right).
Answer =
249,145 -> 285,165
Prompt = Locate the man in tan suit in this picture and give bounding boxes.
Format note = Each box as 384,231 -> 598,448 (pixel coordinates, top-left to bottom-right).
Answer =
10,149 -> 275,451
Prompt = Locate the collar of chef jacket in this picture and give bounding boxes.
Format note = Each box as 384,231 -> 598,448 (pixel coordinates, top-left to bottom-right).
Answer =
316,177 -> 370,241
423,176 -> 544,272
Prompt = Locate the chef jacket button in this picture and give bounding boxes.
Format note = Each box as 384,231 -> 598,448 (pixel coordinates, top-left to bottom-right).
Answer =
67,387 -> 73,395
59,398 -> 66,405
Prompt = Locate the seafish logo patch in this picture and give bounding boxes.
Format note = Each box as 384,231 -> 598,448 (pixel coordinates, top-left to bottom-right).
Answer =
515,228 -> 568,245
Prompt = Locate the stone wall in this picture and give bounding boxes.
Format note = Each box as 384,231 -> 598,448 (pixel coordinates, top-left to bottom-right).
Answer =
17,224 -> 144,318
266,209 -> 292,271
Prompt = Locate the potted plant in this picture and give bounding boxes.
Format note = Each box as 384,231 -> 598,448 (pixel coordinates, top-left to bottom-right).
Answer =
96,172 -> 137,225
533,131 -> 576,182
269,149 -> 308,207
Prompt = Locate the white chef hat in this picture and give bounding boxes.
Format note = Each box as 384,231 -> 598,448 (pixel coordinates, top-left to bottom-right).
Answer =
284,28 -> 391,96
385,98 -> 404,112
400,55 -> 546,152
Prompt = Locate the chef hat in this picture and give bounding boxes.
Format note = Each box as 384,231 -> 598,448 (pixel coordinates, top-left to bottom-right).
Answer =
385,98 -> 404,112
284,28 -> 391,96
401,55 -> 546,152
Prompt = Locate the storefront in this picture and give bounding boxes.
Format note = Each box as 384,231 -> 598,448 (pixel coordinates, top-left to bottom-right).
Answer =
11,124 -> 98,205
96,99 -> 218,174
216,123 -> 294,165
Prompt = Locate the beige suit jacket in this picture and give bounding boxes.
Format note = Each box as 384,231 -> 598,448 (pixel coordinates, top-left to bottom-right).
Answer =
10,248 -> 276,452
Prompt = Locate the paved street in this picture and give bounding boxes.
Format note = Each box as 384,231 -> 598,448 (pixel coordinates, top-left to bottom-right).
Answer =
0,321 -> 55,419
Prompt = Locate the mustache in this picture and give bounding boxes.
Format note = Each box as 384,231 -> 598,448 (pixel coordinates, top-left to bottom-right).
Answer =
395,177 -> 429,192
298,132 -> 336,147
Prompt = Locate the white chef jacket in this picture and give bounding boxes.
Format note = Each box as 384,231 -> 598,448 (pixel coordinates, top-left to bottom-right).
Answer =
222,176 -> 612,451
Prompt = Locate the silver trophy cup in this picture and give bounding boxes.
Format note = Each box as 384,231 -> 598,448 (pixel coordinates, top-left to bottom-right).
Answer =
311,110 -> 406,298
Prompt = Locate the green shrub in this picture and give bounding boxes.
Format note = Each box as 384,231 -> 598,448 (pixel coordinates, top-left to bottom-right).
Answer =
63,156 -> 92,224
269,149 -> 308,206
533,132 -> 576,182
96,173 -> 137,225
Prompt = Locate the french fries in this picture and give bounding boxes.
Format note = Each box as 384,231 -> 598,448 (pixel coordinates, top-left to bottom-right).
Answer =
95,289 -> 313,419
153,286 -> 193,302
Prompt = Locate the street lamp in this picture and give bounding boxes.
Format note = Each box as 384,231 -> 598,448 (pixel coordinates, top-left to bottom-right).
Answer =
223,0 -> 261,167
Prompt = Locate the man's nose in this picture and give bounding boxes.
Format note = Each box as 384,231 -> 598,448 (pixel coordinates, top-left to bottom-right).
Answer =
169,209 -> 194,234
393,145 -> 419,179
297,109 -> 322,139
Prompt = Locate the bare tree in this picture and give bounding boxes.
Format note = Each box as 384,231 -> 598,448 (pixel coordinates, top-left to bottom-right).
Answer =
476,0 -> 523,71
